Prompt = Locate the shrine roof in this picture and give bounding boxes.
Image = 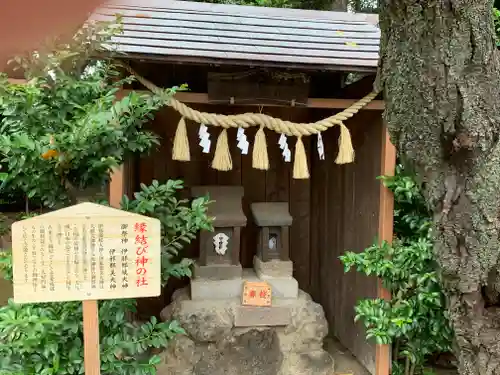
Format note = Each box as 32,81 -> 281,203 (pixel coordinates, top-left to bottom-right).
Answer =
92,0 -> 380,72
251,202 -> 293,227
191,186 -> 247,227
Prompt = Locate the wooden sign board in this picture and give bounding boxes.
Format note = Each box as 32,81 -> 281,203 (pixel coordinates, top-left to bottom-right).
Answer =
242,281 -> 272,307
11,202 -> 161,304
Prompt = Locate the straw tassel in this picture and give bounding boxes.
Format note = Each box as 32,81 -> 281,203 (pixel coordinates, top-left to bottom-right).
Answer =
172,117 -> 190,162
252,126 -> 269,170
212,128 -> 233,171
335,123 -> 355,164
293,136 -> 309,179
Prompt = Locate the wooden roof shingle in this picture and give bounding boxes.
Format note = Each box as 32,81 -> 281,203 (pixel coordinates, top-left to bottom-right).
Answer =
93,0 -> 380,71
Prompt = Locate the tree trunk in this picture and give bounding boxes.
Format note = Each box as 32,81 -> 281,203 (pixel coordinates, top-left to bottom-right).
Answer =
376,1 -> 500,374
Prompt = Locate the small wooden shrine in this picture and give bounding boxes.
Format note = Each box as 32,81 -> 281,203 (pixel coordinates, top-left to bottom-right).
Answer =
100,2 -> 394,375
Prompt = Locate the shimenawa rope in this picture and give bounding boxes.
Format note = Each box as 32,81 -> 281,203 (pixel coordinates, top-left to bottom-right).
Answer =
120,63 -> 379,179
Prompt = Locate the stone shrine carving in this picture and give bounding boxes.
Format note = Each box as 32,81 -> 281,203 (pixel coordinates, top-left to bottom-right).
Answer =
213,233 -> 229,255
161,190 -> 334,375
251,202 -> 293,278
190,186 -> 246,280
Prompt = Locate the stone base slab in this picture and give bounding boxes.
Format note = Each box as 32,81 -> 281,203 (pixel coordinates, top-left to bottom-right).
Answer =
235,306 -> 291,327
193,262 -> 242,280
158,287 -> 334,375
253,256 -> 293,278
190,269 -> 298,300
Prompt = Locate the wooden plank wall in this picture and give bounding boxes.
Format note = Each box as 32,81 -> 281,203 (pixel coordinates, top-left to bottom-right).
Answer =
135,104 -> 313,310
309,109 -> 384,375
134,104 -> 388,374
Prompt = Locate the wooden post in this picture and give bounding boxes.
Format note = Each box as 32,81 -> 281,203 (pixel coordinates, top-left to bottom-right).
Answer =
109,165 -> 125,208
375,123 -> 396,375
280,226 -> 290,261
84,158 -> 122,373
83,300 -> 101,375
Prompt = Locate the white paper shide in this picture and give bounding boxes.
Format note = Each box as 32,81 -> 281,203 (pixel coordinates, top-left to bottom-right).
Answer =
236,127 -> 249,155
317,132 -> 325,160
278,133 -> 291,162
198,124 -> 211,154
213,232 -> 229,255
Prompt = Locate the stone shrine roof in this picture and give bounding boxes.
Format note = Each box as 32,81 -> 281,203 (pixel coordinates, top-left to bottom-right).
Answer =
191,186 -> 246,227
251,202 -> 293,227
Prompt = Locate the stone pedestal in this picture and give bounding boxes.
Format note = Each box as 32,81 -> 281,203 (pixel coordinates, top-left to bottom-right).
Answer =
158,288 -> 334,375
193,262 -> 242,280
190,269 -> 298,300
254,256 -> 293,278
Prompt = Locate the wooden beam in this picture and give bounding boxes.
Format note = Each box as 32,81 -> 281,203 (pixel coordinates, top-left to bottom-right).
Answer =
149,91 -> 385,110
5,79 -> 384,110
307,97 -> 384,110
103,53 -> 378,74
375,122 -> 396,375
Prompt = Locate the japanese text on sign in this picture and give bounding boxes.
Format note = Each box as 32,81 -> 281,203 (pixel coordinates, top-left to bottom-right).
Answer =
11,203 -> 161,304
134,222 -> 149,288
242,281 -> 272,307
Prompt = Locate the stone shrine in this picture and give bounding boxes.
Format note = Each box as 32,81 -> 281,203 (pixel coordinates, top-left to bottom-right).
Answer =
251,202 -> 294,279
158,187 -> 334,375
190,186 -> 246,281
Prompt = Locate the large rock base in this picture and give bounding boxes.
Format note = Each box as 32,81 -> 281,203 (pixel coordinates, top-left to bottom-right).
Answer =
158,288 -> 334,375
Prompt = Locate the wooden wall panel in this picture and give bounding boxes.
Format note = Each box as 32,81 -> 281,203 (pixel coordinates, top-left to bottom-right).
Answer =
310,110 -> 385,375
288,109 -> 312,293
240,126 -> 266,268
135,104 -> 312,298
135,104 -> 390,375
133,103 -> 391,373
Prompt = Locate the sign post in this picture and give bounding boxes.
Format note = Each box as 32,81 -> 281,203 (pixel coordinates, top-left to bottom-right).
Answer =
11,202 -> 162,374
83,300 -> 101,375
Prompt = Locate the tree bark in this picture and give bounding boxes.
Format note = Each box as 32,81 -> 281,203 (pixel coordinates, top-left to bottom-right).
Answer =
376,1 -> 500,374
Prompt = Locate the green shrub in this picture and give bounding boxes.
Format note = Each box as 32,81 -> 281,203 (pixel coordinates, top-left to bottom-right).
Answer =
0,18 -> 211,375
494,7 -> 500,46
0,17 -> 182,209
0,298 -> 182,375
0,180 -> 211,375
0,66 -> 169,208
340,165 -> 454,375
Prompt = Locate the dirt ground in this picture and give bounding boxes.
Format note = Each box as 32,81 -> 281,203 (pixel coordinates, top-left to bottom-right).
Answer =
324,337 -> 458,375
325,337 -> 371,375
